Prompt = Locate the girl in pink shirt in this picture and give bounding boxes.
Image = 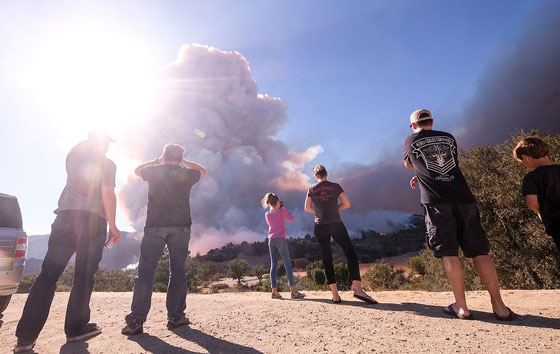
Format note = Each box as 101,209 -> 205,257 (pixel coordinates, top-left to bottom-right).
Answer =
262,193 -> 305,299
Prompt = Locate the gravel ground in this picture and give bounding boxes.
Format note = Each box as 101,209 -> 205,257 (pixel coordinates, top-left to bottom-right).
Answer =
0,290 -> 559,353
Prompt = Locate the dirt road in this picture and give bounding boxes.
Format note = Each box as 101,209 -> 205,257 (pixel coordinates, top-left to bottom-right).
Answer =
0,290 -> 559,353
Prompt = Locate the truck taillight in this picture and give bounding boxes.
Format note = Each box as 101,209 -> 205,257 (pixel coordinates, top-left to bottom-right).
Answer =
14,237 -> 27,258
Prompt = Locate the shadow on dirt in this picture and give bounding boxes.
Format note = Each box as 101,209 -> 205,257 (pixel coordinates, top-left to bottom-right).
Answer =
128,325 -> 263,354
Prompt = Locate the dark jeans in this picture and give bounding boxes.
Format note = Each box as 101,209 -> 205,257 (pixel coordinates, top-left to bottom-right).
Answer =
126,226 -> 190,324
314,222 -> 361,285
16,210 -> 106,340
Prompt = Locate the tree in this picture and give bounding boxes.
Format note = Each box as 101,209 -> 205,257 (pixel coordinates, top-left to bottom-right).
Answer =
196,261 -> 219,282
227,259 -> 249,285
252,265 -> 267,285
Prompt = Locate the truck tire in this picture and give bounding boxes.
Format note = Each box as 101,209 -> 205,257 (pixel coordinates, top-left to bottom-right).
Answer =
0,295 -> 12,314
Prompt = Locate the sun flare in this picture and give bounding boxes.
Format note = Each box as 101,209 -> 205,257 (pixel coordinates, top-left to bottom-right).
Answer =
26,27 -> 157,140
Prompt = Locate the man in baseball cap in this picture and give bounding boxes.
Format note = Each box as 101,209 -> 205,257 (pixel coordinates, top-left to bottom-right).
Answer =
15,131 -> 121,352
409,108 -> 433,127
402,108 -> 514,321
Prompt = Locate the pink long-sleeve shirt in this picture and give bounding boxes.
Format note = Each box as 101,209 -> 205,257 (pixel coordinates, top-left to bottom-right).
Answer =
265,208 -> 294,239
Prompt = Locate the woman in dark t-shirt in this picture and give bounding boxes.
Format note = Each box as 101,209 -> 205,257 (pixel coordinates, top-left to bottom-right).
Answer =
305,165 -> 377,304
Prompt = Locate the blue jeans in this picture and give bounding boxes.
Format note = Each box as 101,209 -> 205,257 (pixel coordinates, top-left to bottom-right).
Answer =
16,210 -> 106,340
126,226 -> 190,323
268,238 -> 295,287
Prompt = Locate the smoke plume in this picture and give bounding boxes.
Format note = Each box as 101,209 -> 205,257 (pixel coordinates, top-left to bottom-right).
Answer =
119,44 -> 411,254
456,2 -> 560,146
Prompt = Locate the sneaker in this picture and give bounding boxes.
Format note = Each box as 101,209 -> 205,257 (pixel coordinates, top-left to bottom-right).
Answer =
14,338 -> 36,353
167,315 -> 190,329
66,323 -> 102,342
271,292 -> 283,299
121,319 -> 143,336
291,291 -> 306,299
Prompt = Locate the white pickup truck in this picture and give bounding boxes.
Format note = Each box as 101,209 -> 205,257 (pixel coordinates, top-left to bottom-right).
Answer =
0,193 -> 27,314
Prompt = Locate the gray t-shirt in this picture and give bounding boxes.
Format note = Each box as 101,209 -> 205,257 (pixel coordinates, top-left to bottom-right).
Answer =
55,141 -> 117,220
307,181 -> 344,224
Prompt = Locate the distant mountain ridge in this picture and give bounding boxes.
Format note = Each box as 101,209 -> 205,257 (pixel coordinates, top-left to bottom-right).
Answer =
24,231 -> 142,274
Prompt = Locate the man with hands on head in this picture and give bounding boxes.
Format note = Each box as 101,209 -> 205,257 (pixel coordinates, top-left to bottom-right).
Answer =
122,144 -> 206,336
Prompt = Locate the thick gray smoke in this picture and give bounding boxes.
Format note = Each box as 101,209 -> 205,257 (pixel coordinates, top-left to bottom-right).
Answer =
456,2 -> 560,146
119,44 -> 412,254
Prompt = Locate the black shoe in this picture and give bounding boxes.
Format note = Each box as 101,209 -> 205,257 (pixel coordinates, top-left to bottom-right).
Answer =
14,338 -> 36,353
121,320 -> 144,336
167,315 -> 190,329
66,323 -> 102,342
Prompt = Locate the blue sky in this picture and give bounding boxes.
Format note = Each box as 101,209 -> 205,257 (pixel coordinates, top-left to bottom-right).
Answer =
0,0 -> 551,234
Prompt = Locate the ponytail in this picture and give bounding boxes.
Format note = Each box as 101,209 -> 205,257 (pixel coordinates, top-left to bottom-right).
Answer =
261,192 -> 279,209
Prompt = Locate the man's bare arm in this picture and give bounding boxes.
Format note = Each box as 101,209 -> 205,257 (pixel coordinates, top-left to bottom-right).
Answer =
101,186 -> 121,246
338,192 -> 351,210
525,194 -> 542,221
182,159 -> 207,178
404,161 -> 414,168
304,195 -> 315,213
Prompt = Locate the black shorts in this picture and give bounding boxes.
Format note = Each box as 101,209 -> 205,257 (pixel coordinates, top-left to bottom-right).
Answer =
423,203 -> 490,258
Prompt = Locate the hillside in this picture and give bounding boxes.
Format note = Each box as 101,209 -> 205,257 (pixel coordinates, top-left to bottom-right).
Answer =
24,215 -> 425,274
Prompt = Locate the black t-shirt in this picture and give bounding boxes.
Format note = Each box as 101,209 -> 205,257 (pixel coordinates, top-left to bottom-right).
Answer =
403,129 -> 475,205
522,164 -> 560,231
55,140 -> 117,220
307,181 -> 344,224
142,165 -> 201,228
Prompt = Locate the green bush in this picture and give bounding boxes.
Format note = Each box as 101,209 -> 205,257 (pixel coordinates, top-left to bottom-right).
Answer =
277,262 -> 286,276
313,269 -> 326,285
406,256 -> 426,276
196,261 -> 219,282
293,258 -> 308,270
17,274 -> 38,293
362,260 -> 406,291
227,259 -> 249,285
334,263 -> 352,290
93,269 -> 134,292
210,283 -> 229,293
252,265 -> 267,285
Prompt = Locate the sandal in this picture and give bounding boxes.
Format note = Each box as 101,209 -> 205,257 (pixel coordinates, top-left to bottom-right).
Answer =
443,304 -> 473,320
353,293 -> 378,304
494,307 -> 515,321
332,297 -> 342,304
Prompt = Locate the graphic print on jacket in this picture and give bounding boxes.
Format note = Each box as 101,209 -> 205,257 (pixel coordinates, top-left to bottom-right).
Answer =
411,136 -> 457,181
